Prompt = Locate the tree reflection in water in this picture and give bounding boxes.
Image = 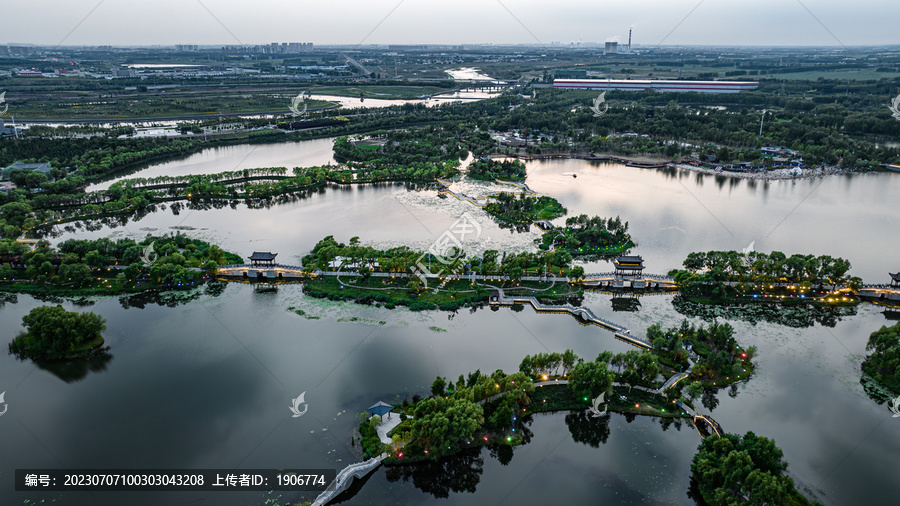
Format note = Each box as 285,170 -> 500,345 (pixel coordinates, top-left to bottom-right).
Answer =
701,389 -> 720,412
565,410 -> 611,447
34,352 -> 113,384
672,295 -> 856,328
384,448 -> 485,498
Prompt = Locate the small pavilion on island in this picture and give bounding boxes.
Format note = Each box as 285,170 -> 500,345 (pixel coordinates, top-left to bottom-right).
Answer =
891,272 -> 900,289
249,251 -> 277,267
613,255 -> 645,279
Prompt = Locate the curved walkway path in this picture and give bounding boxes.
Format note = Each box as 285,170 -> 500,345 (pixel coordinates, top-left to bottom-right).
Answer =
490,288 -> 652,348
312,453 -> 388,506
693,414 -> 725,438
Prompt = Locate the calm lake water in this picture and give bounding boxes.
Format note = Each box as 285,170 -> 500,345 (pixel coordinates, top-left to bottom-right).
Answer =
2,141 -> 899,505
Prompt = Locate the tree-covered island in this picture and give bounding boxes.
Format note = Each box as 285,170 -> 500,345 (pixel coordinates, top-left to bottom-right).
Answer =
483,192 -> 567,224
861,322 -> 900,395
359,325 -> 754,462
9,305 -> 108,361
538,214 -> 634,256
691,431 -> 819,505
0,234 -> 241,296
669,250 -> 861,306
299,236 -> 584,312
466,158 -> 527,182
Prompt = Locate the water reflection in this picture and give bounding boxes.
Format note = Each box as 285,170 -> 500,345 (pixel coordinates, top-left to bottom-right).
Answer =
700,389 -> 720,412
382,415 -> 536,499
118,280 -> 229,309
611,296 -> 641,312
671,295 -> 857,328
564,410 -> 611,447
658,416 -> 683,433
488,444 -> 515,466
32,352 -> 113,384
384,448 -> 486,499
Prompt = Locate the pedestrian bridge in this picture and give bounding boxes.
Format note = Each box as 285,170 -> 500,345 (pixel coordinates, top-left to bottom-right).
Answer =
311,453 -> 388,506
693,414 -> 725,439
582,272 -> 678,290
490,289 -> 652,349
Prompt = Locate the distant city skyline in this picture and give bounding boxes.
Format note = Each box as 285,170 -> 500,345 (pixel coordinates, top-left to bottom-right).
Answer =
5,0 -> 899,48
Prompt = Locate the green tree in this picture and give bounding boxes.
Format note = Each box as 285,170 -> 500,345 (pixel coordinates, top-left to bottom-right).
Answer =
686,381 -> 703,401
431,376 -> 447,397
8,305 -> 107,360
861,322 -> 900,393
84,249 -> 106,270
567,360 -> 615,401
691,431 -> 809,506
409,395 -> 484,459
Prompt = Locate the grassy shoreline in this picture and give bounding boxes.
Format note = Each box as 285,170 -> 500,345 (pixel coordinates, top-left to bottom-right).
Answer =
301,276 -> 581,312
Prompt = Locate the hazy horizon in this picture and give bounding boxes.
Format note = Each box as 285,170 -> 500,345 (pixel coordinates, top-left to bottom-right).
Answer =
5,1 -> 899,48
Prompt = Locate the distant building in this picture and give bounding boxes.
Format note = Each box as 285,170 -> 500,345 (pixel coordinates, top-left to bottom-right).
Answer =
3,162 -> 53,178
614,255 -> 645,279
112,67 -> 136,78
7,46 -> 35,56
604,41 -> 618,54
387,45 -> 430,51
553,79 -> 759,94
285,42 -> 313,53
249,251 -> 277,267
761,145 -> 799,157
0,119 -> 20,138
221,42 -> 312,54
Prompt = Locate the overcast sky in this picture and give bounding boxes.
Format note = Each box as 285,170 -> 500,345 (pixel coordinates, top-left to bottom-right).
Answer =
5,1 -> 899,47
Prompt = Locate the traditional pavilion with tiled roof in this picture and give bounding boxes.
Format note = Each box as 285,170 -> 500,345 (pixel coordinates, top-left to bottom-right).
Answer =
249,251 -> 277,267
891,272 -> 900,289
613,255 -> 644,279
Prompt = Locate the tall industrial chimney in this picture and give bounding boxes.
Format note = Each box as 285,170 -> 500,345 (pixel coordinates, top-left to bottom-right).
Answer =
628,28 -> 632,51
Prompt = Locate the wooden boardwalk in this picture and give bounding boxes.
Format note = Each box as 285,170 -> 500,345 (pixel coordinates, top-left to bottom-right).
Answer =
490,289 -> 652,349
693,414 -> 725,439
